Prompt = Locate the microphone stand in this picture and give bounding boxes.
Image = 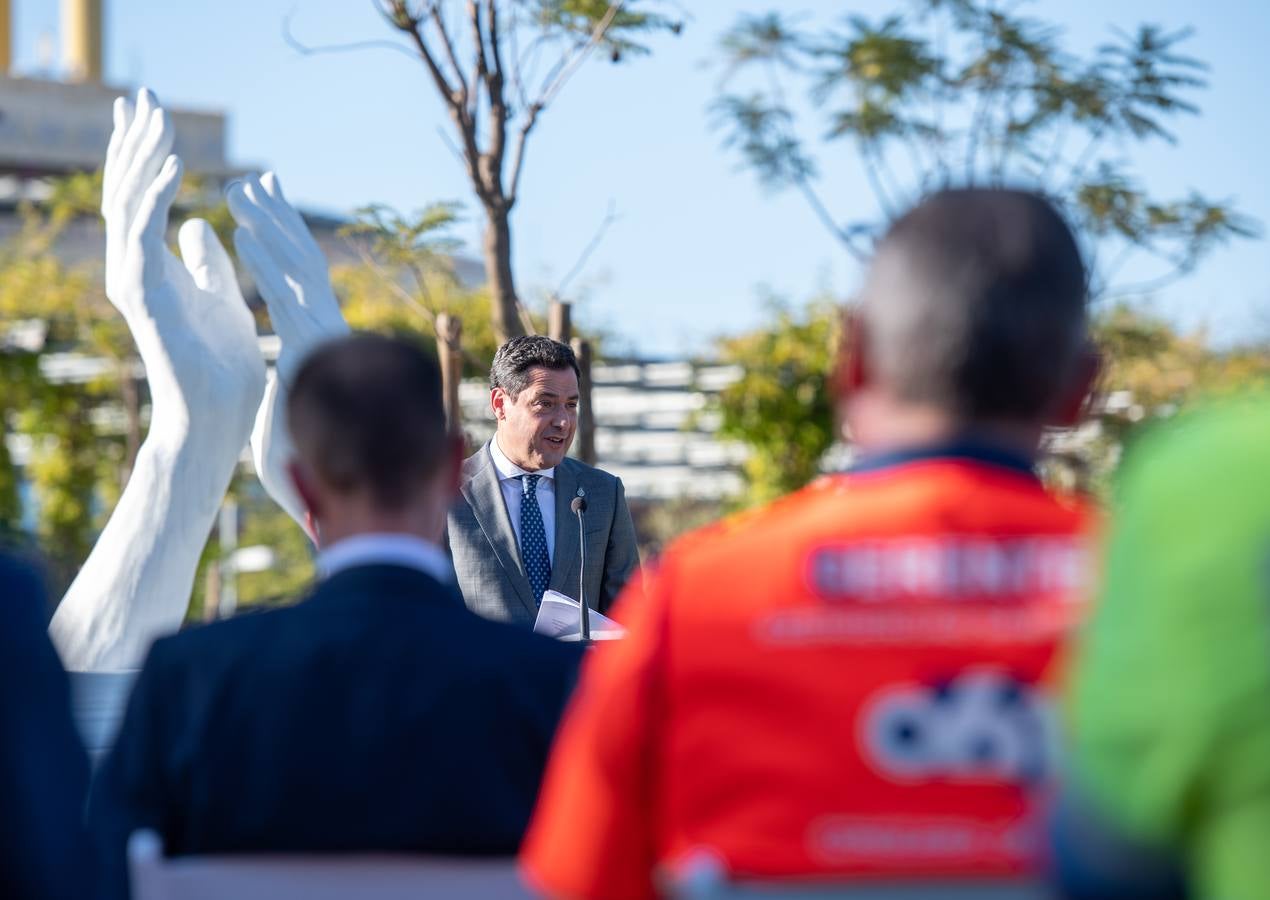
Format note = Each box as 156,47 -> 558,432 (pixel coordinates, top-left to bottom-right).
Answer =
571,496 -> 591,644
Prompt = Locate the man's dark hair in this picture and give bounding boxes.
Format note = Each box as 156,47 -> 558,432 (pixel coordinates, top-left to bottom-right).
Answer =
287,333 -> 448,509
859,188 -> 1088,422
489,335 -> 580,398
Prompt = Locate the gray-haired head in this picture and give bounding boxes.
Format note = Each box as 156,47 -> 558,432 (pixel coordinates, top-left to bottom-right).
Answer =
858,188 -> 1088,423
489,335 -> 580,398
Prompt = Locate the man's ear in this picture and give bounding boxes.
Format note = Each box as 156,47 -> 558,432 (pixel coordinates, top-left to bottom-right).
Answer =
490,387 -> 508,421
1051,342 -> 1102,428
832,309 -> 869,400
287,459 -> 322,544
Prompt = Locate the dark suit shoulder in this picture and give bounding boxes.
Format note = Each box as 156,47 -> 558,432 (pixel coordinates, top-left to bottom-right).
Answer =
148,596 -> 306,662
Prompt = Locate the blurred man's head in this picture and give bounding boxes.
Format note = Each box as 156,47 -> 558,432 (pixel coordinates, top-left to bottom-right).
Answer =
287,333 -> 460,547
489,335 -> 580,471
841,188 -> 1095,454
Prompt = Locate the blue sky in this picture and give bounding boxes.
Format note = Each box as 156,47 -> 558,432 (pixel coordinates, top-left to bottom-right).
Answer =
13,0 -> 1269,356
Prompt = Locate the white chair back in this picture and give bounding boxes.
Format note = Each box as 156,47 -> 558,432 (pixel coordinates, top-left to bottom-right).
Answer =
127,831 -> 536,900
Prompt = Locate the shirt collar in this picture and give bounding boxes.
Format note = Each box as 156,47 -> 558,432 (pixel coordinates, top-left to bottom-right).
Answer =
849,438 -> 1038,480
317,533 -> 453,583
489,435 -> 556,482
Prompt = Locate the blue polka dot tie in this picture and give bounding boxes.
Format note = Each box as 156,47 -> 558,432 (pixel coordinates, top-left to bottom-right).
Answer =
520,474 -> 551,606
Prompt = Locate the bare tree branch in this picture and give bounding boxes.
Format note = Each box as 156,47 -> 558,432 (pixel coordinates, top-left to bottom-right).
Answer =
1095,241 -> 1139,297
486,0 -> 505,86
505,103 -> 541,207
862,145 -> 899,221
435,125 -> 466,166
1106,265 -> 1193,299
506,2 -> 627,207
1039,116 -> 1071,183
554,200 -> 621,300
795,176 -> 870,262
429,3 -> 470,104
507,9 -> 532,112
481,1 -> 510,203
872,145 -> 909,213
1059,126 -> 1109,197
382,2 -> 461,106
377,3 -> 487,201
466,1 -> 492,120
538,3 -> 625,109
964,85 -> 993,185
282,8 -> 417,61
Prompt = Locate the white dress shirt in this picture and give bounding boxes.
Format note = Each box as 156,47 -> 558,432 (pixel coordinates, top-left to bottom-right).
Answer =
316,533 -> 454,583
489,435 -> 556,564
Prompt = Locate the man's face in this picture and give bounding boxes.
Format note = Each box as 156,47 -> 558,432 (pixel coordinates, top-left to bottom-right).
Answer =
492,365 -> 579,470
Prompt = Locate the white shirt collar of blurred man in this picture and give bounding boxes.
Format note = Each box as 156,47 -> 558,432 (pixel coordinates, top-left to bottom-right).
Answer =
317,533 -> 453,584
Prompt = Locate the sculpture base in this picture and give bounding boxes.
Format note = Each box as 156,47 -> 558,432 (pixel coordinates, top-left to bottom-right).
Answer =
69,670 -> 138,763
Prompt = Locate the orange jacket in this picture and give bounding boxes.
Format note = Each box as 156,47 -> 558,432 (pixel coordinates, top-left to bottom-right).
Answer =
523,452 -> 1094,899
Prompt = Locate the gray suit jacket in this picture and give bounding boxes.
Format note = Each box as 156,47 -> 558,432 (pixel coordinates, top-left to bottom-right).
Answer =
447,442 -> 640,627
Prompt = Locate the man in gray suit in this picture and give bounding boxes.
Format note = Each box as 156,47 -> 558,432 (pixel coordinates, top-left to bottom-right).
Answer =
448,336 -> 640,627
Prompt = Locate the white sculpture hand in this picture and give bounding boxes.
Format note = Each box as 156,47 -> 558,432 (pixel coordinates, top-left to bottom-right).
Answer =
228,173 -> 349,537
102,89 -> 265,454
49,89 -> 266,671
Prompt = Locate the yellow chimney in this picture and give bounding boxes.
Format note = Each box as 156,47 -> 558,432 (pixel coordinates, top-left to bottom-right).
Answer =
0,0 -> 12,76
63,0 -> 104,83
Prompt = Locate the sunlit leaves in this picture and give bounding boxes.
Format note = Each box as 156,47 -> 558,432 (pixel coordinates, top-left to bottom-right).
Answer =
714,298 -> 840,507
532,0 -> 682,61
340,201 -> 464,275
711,94 -> 816,186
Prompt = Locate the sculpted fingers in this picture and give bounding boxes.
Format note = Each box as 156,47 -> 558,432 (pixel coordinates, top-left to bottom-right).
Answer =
117,105 -> 175,237
101,96 -> 133,216
178,218 -> 243,303
257,172 -> 322,265
130,154 -> 182,256
233,226 -> 301,333
110,89 -> 159,215
240,176 -> 315,275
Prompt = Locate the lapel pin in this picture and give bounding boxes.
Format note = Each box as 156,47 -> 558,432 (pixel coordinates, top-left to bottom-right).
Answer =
576,487 -> 586,498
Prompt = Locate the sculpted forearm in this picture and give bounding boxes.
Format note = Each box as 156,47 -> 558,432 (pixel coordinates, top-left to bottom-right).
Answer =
50,428 -> 232,671
48,90 -> 265,670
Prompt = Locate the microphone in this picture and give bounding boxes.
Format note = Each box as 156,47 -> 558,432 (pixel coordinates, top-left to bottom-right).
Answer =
570,496 -> 591,642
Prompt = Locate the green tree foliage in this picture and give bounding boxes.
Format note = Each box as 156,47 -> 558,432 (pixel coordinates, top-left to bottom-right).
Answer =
0,188 -> 114,585
714,298 -> 840,507
333,201 -> 503,369
1043,305 -> 1270,494
713,2 -> 1258,293
709,2 -> 1261,501
719,297 -> 1270,505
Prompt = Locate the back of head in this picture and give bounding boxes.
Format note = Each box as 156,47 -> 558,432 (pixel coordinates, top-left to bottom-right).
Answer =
287,333 -> 448,510
859,188 -> 1088,423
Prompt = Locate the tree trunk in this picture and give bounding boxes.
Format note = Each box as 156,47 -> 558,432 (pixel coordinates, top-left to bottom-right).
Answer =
436,313 -> 464,435
571,338 -> 596,466
548,299 -> 572,344
482,207 -> 525,345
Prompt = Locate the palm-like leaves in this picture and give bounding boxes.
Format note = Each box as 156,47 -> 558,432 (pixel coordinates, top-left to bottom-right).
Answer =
712,0 -> 1255,301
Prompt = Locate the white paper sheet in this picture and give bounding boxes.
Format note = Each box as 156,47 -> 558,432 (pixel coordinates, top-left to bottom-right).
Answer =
533,590 -> 626,641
